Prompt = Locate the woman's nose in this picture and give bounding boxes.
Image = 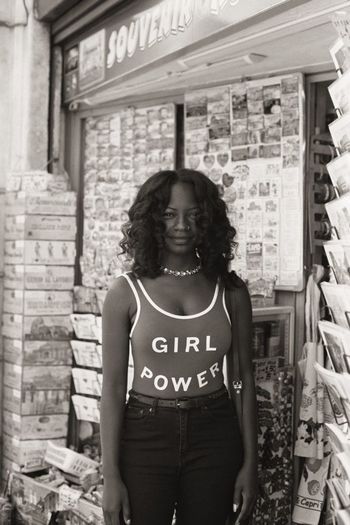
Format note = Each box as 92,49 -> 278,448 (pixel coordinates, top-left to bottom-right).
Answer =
174,214 -> 189,230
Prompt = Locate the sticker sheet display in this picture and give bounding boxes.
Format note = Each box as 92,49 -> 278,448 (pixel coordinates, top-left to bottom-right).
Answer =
253,368 -> 294,524
81,104 -> 175,288
185,74 -> 304,289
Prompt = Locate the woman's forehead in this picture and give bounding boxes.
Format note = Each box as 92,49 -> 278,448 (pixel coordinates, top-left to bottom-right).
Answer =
167,182 -> 198,206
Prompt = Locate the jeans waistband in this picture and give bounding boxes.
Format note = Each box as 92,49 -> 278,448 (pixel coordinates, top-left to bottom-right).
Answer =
128,385 -> 228,410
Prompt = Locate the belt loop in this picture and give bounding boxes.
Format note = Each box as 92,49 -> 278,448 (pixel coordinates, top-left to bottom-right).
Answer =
152,397 -> 159,414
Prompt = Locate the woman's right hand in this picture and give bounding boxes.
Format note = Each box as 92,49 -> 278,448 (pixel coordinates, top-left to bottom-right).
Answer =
103,476 -> 131,525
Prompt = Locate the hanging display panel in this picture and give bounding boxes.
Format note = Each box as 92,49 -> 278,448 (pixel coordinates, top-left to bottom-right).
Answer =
185,74 -> 305,290
81,103 -> 176,288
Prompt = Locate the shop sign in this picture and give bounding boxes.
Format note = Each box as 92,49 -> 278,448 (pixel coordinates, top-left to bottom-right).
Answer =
64,0 -> 307,101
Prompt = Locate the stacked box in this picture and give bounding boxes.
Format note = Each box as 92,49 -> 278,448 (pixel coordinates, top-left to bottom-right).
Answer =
1,172 -> 77,477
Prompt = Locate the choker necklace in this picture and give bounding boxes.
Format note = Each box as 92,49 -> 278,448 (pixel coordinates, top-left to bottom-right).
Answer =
160,263 -> 201,277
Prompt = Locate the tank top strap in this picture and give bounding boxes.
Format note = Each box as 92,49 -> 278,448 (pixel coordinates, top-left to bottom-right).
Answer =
119,272 -> 141,338
219,277 -> 231,326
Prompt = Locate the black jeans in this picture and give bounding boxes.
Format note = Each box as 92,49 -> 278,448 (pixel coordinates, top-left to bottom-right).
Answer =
120,389 -> 243,525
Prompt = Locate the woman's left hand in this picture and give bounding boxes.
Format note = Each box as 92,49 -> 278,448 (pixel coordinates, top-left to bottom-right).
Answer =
233,462 -> 258,524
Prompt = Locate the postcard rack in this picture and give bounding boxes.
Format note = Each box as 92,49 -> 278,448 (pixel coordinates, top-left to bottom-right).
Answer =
316,12 -> 350,525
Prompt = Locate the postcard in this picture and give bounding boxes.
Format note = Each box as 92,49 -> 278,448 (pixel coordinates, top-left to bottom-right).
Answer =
314,363 -> 348,427
335,508 -> 350,525
329,113 -> 350,153
325,193 -> 350,240
320,282 -> 350,329
327,152 -> 350,195
325,423 -> 350,455
318,320 -> 350,373
72,368 -> 101,396
72,395 -> 100,423
329,69 -> 350,115
332,11 -> 350,47
323,241 -> 350,284
71,340 -> 101,368
330,37 -> 350,76
70,313 -> 100,340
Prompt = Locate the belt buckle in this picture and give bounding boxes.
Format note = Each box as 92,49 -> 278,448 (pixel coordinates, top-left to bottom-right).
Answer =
176,397 -> 189,409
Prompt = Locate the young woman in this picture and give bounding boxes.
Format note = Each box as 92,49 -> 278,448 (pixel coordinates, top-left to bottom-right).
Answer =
101,169 -> 258,525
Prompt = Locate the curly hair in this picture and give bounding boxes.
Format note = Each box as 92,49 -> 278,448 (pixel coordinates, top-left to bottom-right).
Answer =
119,169 -> 242,288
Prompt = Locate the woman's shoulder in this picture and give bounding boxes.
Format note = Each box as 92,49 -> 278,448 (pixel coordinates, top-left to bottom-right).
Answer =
103,272 -> 135,314
225,272 -> 251,309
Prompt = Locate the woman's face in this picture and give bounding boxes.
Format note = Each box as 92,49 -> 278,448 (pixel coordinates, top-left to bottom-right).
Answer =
162,182 -> 200,255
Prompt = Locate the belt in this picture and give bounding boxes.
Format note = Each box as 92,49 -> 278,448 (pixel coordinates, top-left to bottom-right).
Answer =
128,385 -> 228,409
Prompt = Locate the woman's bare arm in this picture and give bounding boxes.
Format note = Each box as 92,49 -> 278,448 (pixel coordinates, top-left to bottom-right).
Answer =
101,276 -> 132,524
226,280 -> 258,521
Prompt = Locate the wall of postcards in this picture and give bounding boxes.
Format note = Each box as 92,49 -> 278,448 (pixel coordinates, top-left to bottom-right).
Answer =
184,74 -> 305,290
81,103 -> 176,289
315,12 -> 350,524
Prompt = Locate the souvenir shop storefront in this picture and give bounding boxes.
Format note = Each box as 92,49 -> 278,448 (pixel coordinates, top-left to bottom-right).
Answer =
1,0 -> 350,523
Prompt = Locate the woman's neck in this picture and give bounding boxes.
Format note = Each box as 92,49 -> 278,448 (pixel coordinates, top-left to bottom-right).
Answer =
161,254 -> 199,271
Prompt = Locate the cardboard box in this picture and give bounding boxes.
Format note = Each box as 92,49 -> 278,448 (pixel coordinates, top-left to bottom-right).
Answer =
6,171 -> 69,192
3,385 -> 70,415
4,264 -> 74,290
5,215 -> 76,241
3,290 -> 73,315
10,472 -> 59,516
4,362 -> 72,391
2,313 -> 24,338
4,338 -> 72,366
2,456 -> 21,478
68,498 -> 104,524
0,192 -> 4,272
4,240 -> 76,265
2,314 -> 73,340
3,435 -> 66,473
5,191 -> 77,216
3,410 -> 69,440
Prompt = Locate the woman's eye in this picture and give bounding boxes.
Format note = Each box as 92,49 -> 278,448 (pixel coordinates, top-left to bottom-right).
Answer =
163,211 -> 175,218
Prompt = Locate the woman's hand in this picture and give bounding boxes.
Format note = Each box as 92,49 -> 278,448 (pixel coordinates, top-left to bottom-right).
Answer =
233,462 -> 258,524
103,476 -> 131,525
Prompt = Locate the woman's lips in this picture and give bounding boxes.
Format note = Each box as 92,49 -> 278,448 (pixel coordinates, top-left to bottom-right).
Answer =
169,237 -> 192,244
